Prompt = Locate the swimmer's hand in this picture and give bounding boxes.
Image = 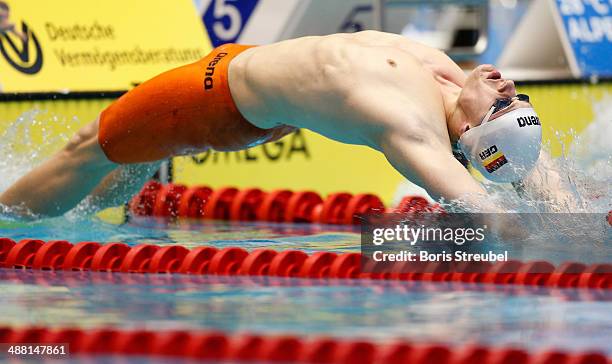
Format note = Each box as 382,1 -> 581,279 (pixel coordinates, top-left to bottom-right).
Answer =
515,151 -> 580,212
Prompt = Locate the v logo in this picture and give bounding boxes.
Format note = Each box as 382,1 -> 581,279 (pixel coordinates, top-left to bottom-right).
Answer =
2,22 -> 30,62
0,21 -> 43,75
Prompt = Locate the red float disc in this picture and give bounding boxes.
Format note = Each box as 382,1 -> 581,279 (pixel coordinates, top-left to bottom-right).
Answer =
332,341 -> 377,364
578,263 -> 612,289
377,342 -> 413,364
300,338 -> 338,363
148,245 -> 190,273
208,247 -> 249,275
113,330 -> 155,355
230,188 -> 266,221
177,186 -> 213,218
120,244 -> 160,273
0,237 -> 16,267
80,329 -> 120,353
285,191 -> 323,223
152,183 -> 188,217
480,260 -> 524,284
8,327 -> 49,344
239,249 -> 278,276
257,190 -> 294,222
45,328 -> 85,353
128,181 -> 162,216
203,187 -> 239,220
152,330 -> 192,356
329,253 -> 361,279
531,351 -> 570,364
178,246 -> 219,274
343,194 -> 385,225
268,250 -> 308,277
259,336 -> 303,362
229,334 -> 265,360
299,252 -> 338,278
514,261 -> 555,286
319,192 -> 352,225
90,243 -> 131,272
5,239 -> 44,269
487,348 -> 529,364
547,262 -> 587,288
186,332 -> 229,360
32,240 -> 72,270
62,242 -> 102,271
410,344 -> 453,364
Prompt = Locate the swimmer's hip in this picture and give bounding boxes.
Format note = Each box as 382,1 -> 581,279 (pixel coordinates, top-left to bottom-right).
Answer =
97,44 -> 294,164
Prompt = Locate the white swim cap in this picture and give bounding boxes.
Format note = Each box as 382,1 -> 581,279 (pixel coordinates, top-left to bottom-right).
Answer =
458,106 -> 542,183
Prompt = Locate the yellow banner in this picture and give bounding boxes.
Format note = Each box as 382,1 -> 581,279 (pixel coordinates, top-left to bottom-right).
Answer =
172,129 -> 406,206
0,0 -> 211,92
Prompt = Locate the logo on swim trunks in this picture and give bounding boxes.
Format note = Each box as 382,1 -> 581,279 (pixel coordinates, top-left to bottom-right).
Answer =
0,2 -> 43,75
517,115 -> 540,128
203,52 -> 227,90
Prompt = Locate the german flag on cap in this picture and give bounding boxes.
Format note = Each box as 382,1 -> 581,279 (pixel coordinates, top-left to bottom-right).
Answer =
482,149 -> 508,173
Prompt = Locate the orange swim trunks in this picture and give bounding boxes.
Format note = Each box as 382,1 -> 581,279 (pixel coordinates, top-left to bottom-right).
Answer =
98,44 -> 295,164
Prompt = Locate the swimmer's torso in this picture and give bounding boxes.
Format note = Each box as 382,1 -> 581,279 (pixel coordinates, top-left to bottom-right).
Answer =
229,31 -> 467,151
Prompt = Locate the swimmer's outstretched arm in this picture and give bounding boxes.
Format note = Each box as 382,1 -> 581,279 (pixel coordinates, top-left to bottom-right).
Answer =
381,131 -> 492,208
0,118 -> 117,217
80,161 -> 162,213
382,131 -> 530,241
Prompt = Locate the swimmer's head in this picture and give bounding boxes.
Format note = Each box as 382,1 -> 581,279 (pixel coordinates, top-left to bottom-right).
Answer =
448,64 -> 516,142
457,93 -> 542,183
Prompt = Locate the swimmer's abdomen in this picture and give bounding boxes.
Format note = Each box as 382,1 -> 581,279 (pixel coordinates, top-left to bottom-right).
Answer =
98,44 -> 294,164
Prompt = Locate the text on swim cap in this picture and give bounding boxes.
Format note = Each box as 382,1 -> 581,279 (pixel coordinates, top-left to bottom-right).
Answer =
517,115 -> 540,128
204,52 -> 228,90
479,145 -> 498,161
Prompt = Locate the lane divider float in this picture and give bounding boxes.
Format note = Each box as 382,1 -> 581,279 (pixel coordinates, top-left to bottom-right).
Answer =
0,326 -> 609,363
0,238 -> 609,289
128,181 -> 443,224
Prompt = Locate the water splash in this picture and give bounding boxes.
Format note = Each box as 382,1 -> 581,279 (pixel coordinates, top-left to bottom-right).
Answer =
0,109 -> 77,192
445,95 -> 611,214
0,109 -> 80,220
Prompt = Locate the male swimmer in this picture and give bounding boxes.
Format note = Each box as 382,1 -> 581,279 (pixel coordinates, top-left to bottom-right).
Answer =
0,31 -> 572,217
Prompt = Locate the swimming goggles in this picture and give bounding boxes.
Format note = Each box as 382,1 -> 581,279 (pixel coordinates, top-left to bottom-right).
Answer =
480,93 -> 530,124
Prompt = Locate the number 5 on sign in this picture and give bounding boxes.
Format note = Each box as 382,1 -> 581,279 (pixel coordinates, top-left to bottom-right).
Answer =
202,0 -> 260,47
213,0 -> 242,40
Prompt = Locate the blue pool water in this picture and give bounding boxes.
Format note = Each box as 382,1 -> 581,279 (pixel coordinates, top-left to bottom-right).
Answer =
0,217 -> 360,252
1,269 -> 611,355
0,217 -> 610,359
